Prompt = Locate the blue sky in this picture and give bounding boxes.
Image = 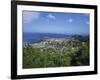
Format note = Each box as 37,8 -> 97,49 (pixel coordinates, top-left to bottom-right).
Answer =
22,11 -> 90,35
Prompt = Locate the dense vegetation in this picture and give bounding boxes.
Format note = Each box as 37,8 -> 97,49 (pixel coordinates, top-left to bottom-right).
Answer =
23,35 -> 89,68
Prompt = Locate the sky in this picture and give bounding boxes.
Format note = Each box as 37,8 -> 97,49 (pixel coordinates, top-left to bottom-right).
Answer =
22,11 -> 90,35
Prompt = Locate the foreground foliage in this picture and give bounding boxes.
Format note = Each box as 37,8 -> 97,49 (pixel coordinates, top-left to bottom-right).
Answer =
23,35 -> 89,68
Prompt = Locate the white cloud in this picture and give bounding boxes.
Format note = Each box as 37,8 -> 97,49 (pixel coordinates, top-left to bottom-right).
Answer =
68,18 -> 73,23
23,11 -> 40,23
47,14 -> 55,20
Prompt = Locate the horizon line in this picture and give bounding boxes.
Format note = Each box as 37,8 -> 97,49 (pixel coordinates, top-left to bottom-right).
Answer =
23,32 -> 89,35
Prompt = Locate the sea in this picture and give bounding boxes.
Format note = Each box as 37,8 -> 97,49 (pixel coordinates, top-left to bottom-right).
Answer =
23,32 -> 70,44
